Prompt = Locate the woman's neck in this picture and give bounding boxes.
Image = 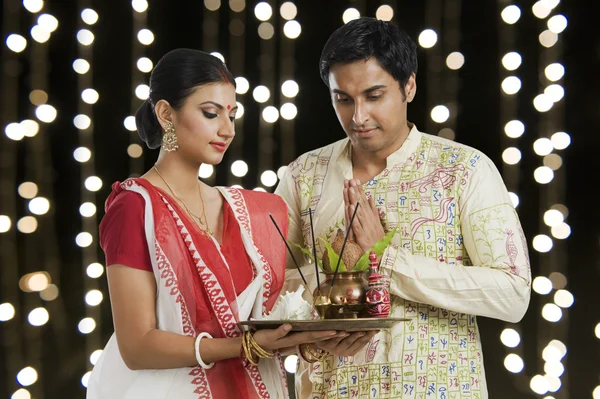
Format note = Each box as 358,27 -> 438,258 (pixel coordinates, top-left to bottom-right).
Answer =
152,153 -> 204,198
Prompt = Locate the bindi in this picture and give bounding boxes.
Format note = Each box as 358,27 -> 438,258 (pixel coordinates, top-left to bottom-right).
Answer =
227,104 -> 231,110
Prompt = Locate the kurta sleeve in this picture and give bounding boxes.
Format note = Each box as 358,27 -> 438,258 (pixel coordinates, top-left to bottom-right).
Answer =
380,154 -> 531,323
99,191 -> 153,272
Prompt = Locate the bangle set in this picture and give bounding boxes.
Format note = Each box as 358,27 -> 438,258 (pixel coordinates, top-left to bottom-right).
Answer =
241,330 -> 275,365
298,343 -> 329,363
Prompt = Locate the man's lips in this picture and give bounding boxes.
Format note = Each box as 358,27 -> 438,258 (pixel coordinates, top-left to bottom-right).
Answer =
353,128 -> 377,136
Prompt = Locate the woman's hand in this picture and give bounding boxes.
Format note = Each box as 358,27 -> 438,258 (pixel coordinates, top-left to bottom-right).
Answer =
314,330 -> 379,357
253,324 -> 347,352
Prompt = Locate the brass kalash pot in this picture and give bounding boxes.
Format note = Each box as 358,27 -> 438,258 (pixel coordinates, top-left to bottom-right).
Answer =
313,229 -> 369,319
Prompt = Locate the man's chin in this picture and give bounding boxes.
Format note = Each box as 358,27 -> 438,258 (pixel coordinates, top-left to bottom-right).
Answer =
351,139 -> 385,153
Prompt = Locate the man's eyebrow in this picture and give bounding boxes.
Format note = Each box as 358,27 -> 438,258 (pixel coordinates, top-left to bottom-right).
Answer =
332,85 -> 387,96
362,85 -> 387,94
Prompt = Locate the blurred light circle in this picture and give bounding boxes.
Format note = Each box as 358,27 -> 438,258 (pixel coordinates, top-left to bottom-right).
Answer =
73,59 -> 90,74
235,77 -> 249,94
280,103 -> 297,120
16,367 -> 38,387
342,8 -> 360,24
6,34 -> 27,52
376,5 -> 394,21
280,2 -> 297,20
418,29 -> 437,48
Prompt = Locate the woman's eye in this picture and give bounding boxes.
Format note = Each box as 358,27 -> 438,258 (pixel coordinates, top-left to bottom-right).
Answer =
202,110 -> 218,119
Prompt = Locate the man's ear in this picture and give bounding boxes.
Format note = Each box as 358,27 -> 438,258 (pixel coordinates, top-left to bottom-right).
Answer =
405,73 -> 417,103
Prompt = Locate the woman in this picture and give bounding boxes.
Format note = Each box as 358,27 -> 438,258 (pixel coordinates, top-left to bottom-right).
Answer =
87,48 -> 341,399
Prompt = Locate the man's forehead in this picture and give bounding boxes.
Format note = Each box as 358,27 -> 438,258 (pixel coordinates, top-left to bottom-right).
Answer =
329,60 -> 393,92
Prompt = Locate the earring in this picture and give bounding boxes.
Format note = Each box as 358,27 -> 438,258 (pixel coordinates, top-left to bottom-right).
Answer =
161,121 -> 179,152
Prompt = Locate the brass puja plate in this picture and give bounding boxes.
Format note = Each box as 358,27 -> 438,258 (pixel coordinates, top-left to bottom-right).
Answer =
239,318 -> 408,332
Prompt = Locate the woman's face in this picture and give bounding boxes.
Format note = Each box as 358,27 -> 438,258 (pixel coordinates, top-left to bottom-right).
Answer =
171,82 -> 237,165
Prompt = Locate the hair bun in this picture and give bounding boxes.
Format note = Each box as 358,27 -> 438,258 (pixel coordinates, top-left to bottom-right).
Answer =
135,99 -> 162,149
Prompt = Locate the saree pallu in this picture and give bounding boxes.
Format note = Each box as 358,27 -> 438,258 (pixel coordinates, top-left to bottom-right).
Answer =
87,179 -> 289,399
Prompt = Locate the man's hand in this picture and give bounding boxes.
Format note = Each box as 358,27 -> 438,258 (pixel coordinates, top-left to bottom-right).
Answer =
344,179 -> 385,252
314,330 -> 379,357
253,325 -> 347,352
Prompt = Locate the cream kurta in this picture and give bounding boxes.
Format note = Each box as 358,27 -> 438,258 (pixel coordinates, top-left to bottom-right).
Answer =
275,125 -> 531,399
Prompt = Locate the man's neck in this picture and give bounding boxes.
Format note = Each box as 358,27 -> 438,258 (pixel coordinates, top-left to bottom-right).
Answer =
351,150 -> 388,183
351,124 -> 411,182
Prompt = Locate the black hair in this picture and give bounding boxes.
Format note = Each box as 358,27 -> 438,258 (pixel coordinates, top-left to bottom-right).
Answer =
135,48 -> 236,149
319,17 -> 418,100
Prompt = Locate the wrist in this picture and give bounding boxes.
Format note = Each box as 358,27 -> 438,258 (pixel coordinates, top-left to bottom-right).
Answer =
241,331 -> 275,366
298,343 -> 328,363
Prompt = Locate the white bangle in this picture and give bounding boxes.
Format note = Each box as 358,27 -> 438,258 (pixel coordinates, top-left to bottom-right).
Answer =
194,332 -> 214,369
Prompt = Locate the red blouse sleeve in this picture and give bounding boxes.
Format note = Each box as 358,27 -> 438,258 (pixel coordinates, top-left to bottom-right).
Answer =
99,190 -> 153,272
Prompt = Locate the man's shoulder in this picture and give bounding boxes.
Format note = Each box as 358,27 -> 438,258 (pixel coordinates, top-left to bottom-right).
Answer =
420,132 -> 494,168
286,138 -> 348,174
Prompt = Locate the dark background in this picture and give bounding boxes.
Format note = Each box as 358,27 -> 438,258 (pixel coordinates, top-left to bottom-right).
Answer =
1,0 -> 599,398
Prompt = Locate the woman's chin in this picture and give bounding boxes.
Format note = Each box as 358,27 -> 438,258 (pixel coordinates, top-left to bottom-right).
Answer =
200,155 -> 224,166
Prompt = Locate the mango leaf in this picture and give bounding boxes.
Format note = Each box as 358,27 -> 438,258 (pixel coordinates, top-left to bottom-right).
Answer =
353,227 -> 398,271
319,237 -> 347,272
288,241 -> 322,268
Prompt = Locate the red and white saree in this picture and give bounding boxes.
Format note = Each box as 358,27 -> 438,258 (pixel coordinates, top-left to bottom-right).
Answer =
87,178 -> 289,399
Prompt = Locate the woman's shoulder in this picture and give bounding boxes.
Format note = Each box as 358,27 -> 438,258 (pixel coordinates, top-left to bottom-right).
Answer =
105,179 -> 146,210
220,187 -> 288,225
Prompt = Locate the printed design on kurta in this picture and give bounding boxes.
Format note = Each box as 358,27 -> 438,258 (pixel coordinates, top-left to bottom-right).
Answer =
409,164 -> 466,193
503,229 -> 520,276
410,197 -> 455,239
469,203 -> 516,267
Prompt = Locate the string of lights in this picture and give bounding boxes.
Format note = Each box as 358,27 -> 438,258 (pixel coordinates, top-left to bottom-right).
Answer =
496,1 -> 529,390
228,0 -> 249,188
4,2 -> 66,398
437,0 -> 461,142
253,1 -> 276,192
73,1 -> 103,390
126,0 -> 151,177
528,1 -> 571,397
275,1 -> 300,191
423,0 -> 443,136
201,0 -> 223,186
21,5 -> 63,399
1,0 -> 27,396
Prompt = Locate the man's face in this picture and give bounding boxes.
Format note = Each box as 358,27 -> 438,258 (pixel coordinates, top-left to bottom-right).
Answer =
328,58 -> 415,157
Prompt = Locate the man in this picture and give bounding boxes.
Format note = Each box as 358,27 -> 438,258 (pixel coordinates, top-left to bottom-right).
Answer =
275,17 -> 531,399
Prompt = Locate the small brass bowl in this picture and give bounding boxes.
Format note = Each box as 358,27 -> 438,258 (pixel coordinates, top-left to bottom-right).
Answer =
313,271 -> 369,319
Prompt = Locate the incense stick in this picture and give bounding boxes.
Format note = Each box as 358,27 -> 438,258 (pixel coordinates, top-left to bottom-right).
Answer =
308,208 -> 320,290
269,213 -> 308,286
330,202 -> 360,290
